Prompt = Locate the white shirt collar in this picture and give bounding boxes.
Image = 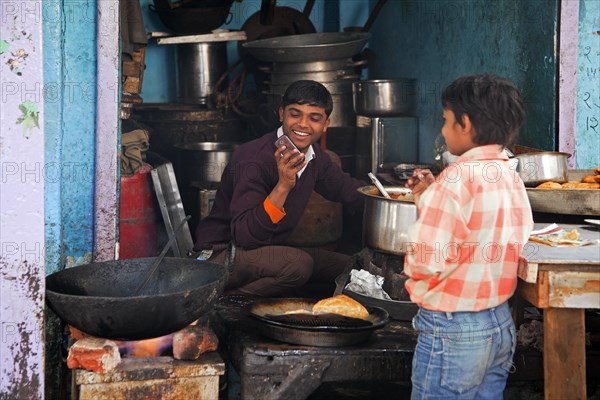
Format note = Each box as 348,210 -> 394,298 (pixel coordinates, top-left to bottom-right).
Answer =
277,127 -> 315,178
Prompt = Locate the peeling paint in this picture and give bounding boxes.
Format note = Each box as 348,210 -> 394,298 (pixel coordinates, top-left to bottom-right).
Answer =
1,260 -> 45,398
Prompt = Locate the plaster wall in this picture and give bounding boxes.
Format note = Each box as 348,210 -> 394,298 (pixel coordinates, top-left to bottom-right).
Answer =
0,2 -> 45,397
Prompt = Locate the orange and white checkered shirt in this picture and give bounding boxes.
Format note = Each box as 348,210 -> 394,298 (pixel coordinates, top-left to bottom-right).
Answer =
404,145 -> 533,312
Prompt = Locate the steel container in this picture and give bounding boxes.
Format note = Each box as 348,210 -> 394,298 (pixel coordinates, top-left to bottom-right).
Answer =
177,42 -> 228,105
174,142 -> 238,184
352,79 -> 417,117
358,186 -> 418,255
515,151 -> 570,187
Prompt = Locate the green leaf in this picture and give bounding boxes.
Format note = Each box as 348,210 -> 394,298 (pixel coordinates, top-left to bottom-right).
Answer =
0,39 -> 8,55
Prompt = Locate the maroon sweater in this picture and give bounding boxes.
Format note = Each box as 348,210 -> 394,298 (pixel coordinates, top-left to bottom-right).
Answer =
193,131 -> 366,250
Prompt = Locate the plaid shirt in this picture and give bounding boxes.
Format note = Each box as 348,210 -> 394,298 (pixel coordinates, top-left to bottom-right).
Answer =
404,145 -> 533,312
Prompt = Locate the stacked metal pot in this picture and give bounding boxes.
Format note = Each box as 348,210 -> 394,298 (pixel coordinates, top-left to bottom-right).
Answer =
242,32 -> 372,127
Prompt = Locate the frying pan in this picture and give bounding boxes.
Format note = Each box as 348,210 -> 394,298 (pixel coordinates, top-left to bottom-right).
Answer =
45,257 -> 228,340
248,298 -> 389,346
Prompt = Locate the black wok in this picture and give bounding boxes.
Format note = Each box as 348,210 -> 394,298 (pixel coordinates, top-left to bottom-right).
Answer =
45,257 -> 228,340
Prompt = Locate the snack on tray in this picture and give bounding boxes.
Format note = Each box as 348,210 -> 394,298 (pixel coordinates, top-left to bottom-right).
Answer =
560,181 -> 580,189
529,226 -> 592,247
536,182 -> 562,189
564,229 -> 580,241
594,166 -> 600,175
581,175 -> 600,184
312,294 -> 369,320
575,182 -> 600,189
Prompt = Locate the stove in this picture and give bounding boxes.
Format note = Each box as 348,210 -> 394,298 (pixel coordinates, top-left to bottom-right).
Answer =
69,322 -> 225,400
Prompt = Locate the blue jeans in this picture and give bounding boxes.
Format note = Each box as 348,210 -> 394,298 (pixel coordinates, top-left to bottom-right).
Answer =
410,302 -> 516,400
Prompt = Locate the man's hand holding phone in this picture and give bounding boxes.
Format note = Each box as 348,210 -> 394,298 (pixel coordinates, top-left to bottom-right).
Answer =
274,135 -> 306,167
274,135 -> 307,190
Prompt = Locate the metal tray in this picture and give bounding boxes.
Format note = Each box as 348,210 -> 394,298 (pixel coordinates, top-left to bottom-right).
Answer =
151,162 -> 194,256
526,170 -> 600,216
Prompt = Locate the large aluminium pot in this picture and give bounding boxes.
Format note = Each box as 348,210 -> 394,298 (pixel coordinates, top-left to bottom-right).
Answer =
177,42 -> 228,105
515,151 -> 570,187
45,257 -> 228,340
352,79 -> 417,117
174,142 -> 238,184
359,186 -> 418,255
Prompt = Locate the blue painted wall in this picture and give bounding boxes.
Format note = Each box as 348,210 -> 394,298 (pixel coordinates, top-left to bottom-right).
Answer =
576,0 -> 600,169
44,0 -> 97,271
368,0 -> 558,164
43,2 -> 98,396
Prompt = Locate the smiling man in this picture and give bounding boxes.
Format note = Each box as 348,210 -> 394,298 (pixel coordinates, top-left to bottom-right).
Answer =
192,80 -> 366,297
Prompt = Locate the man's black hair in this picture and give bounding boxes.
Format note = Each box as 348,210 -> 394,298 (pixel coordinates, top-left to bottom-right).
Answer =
442,74 -> 525,147
281,80 -> 334,117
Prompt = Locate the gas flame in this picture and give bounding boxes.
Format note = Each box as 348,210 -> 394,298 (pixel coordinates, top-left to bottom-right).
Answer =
117,334 -> 174,358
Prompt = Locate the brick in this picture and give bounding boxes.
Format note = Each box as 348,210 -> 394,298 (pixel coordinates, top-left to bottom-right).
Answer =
67,338 -> 121,373
173,323 -> 219,361
69,325 -> 93,341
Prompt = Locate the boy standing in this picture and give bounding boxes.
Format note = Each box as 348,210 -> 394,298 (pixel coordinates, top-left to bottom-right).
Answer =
405,74 -> 533,399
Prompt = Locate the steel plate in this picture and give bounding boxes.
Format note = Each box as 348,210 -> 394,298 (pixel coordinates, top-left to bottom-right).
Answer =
526,170 -> 600,216
242,32 -> 371,63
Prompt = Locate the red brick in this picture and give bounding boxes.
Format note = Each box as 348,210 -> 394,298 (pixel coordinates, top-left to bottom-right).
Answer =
67,338 -> 121,373
173,323 -> 219,360
69,325 -> 93,341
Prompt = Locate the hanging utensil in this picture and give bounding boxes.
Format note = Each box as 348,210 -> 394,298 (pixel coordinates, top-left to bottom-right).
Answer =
368,172 -> 391,199
135,215 -> 191,295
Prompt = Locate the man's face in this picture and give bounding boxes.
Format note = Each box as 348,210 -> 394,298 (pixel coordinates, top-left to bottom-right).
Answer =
279,103 -> 330,153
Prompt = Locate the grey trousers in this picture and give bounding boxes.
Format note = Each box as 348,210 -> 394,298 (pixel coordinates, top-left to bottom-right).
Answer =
210,244 -> 350,298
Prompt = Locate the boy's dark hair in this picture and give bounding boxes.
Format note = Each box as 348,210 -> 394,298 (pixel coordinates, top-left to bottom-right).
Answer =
442,74 -> 525,147
281,80 -> 333,117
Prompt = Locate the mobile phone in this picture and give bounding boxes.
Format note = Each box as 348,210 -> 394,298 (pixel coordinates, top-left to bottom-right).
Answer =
274,135 -> 305,165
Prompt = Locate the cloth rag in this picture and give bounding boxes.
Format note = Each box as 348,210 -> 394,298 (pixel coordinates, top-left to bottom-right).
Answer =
121,129 -> 149,176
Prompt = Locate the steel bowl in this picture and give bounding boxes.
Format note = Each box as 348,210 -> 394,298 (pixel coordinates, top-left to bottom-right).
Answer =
358,186 -> 418,255
352,79 -> 417,117
515,151 -> 570,187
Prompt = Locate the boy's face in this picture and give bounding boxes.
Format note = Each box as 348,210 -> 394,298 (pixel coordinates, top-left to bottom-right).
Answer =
441,108 -> 475,156
279,103 -> 330,153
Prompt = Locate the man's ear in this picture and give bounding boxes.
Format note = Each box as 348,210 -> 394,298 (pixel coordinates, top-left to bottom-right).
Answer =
323,118 -> 331,132
279,107 -> 284,122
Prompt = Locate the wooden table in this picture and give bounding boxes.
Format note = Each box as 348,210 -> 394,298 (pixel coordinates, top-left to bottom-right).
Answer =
518,222 -> 600,400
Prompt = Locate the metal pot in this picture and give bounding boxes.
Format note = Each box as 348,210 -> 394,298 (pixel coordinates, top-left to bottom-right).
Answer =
269,71 -> 358,86
45,257 -> 228,340
270,59 -> 365,74
352,79 -> 417,117
177,42 -> 228,105
358,186 -> 418,255
174,142 -> 238,184
515,151 -> 570,187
